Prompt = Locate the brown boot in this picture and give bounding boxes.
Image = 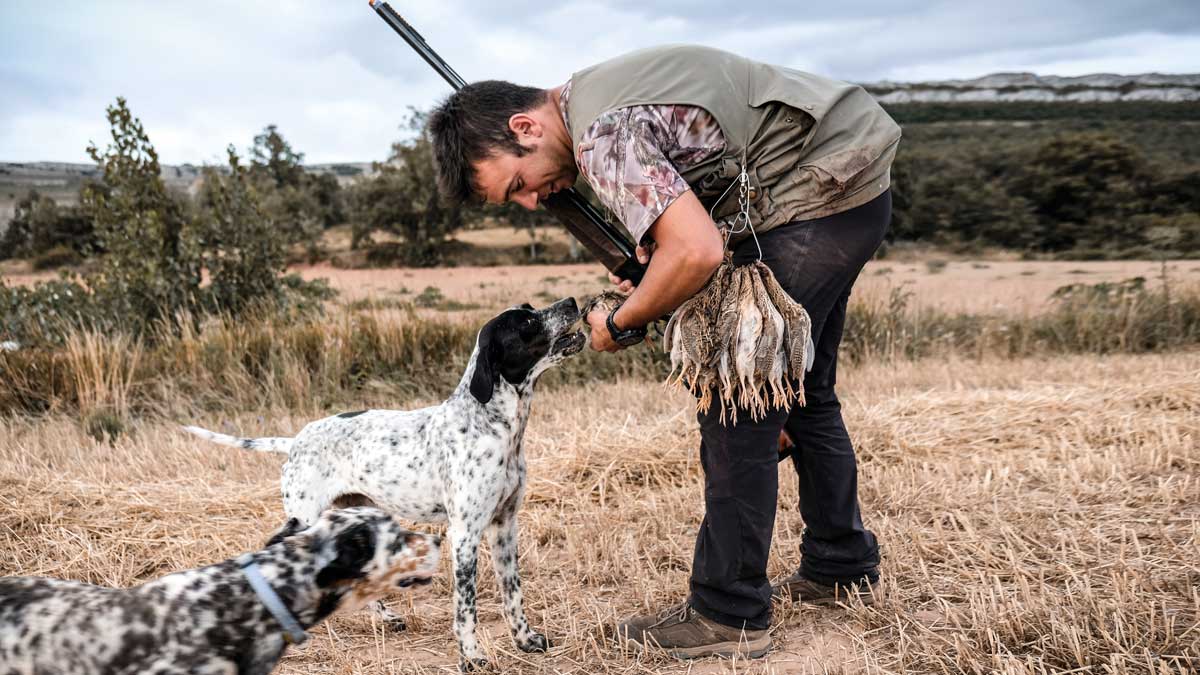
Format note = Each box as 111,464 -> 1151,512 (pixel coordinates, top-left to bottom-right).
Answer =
616,602 -> 770,660
771,571 -> 878,607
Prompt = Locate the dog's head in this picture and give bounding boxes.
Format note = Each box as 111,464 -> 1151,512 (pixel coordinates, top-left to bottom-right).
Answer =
469,297 -> 584,404
266,507 -> 441,613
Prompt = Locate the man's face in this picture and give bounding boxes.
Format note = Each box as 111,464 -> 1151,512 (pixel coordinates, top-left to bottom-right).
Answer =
473,123 -> 578,211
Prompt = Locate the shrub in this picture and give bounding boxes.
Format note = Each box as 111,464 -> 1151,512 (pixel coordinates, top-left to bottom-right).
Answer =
0,190 -> 95,261
348,110 -> 464,266
196,147 -> 289,315
3,100 -> 333,347
242,125 -> 344,261
82,97 -> 202,337
0,278 -> 108,347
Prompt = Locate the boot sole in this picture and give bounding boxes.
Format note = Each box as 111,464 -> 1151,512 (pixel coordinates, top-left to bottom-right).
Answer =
624,635 -> 771,660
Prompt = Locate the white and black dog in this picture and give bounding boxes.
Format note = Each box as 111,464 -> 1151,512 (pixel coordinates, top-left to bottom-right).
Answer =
0,507 -> 440,675
184,298 -> 585,671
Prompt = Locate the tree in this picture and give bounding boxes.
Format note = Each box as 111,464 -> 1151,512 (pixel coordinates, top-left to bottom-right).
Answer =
349,110 -> 464,266
82,97 -> 201,335
248,125 -> 341,258
1009,133 -> 1150,252
196,147 -> 289,314
251,124 -> 306,189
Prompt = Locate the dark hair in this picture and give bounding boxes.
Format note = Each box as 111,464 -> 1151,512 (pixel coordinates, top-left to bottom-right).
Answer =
427,80 -> 547,204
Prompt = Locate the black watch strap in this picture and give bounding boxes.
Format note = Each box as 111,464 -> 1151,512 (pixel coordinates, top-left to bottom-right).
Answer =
606,309 -> 647,347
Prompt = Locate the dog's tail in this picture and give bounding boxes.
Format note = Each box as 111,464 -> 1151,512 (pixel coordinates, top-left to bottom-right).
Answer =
181,425 -> 293,454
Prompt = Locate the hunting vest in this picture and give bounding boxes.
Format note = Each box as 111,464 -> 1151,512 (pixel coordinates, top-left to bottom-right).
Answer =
566,45 -> 902,240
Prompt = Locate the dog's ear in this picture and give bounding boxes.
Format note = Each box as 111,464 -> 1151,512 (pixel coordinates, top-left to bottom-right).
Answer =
469,322 -> 497,405
316,522 -> 376,587
264,517 -> 305,548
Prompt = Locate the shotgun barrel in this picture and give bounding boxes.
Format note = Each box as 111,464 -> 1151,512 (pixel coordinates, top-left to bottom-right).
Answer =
367,0 -> 646,284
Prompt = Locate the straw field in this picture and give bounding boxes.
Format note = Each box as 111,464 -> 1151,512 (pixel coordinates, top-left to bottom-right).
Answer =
1,261 -> 1198,674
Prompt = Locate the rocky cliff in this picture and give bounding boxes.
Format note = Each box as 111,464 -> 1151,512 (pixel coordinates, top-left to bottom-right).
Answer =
863,72 -> 1200,103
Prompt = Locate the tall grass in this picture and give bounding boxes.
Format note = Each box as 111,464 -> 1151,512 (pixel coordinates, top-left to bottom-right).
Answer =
3,280 -> 1199,417
843,278 -> 1200,362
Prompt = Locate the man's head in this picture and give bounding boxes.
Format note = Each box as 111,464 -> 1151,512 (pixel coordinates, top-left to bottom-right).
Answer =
428,80 -> 578,210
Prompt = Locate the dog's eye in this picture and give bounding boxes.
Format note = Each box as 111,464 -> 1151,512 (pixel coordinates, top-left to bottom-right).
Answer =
518,317 -> 538,338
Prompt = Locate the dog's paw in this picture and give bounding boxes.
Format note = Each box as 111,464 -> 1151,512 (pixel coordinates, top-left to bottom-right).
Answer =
458,657 -> 490,672
517,632 -> 550,653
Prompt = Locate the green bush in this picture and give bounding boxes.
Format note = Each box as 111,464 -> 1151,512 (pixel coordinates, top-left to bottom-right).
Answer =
0,278 -> 107,346
243,125 -> 345,261
348,110 -> 464,266
196,147 -> 289,315
0,190 -> 94,261
82,97 -> 203,336
889,121 -> 1200,259
3,99 -> 334,347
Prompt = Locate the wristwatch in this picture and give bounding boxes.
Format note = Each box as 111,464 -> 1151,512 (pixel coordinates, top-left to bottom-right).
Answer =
606,309 -> 647,347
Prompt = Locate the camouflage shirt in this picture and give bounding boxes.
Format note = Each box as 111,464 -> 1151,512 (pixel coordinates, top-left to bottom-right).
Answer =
558,79 -> 726,245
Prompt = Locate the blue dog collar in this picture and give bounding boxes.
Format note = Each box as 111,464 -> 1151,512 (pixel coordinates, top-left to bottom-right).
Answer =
238,554 -> 309,645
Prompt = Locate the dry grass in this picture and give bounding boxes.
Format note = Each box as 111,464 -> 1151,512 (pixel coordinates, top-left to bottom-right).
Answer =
2,352 -> 1197,674
3,257 -> 1198,672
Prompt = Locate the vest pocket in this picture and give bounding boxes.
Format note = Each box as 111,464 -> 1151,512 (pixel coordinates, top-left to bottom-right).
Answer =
800,146 -> 880,195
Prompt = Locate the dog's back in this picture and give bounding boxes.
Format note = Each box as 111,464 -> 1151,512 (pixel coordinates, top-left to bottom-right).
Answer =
0,576 -> 203,674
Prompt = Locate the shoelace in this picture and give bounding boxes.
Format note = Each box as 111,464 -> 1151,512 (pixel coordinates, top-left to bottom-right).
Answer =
649,601 -> 693,628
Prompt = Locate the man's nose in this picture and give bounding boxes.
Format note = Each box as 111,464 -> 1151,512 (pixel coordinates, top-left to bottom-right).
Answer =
513,190 -> 539,211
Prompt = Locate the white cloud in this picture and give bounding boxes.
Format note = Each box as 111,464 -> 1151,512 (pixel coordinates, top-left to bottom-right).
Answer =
1,0 -> 1197,164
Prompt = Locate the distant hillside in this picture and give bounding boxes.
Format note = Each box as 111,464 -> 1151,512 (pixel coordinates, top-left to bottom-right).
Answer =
3,71 -> 1198,230
0,160 -> 375,200
864,72 -> 1200,103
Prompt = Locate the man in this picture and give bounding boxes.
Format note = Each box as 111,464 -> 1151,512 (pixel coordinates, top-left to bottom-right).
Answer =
428,44 -> 900,660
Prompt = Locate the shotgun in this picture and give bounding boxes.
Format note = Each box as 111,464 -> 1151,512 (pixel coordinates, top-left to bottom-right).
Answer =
367,0 -> 647,285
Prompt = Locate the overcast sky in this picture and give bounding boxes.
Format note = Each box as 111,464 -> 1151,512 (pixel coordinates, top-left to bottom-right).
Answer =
2,1 -> 1198,165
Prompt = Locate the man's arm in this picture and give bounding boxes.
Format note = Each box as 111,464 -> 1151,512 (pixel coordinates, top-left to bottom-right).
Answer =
586,190 -> 724,352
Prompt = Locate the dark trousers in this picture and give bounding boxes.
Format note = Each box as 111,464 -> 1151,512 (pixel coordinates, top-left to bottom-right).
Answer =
688,190 -> 891,630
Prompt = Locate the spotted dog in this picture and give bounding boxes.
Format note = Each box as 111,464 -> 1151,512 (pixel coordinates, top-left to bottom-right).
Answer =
184,298 -> 585,671
0,507 -> 440,675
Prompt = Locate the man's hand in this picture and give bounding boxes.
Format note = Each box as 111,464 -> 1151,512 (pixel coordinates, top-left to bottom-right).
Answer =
607,244 -> 654,292
586,308 -> 622,352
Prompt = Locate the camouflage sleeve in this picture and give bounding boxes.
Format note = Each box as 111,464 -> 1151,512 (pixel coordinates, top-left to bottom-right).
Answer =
575,107 -> 693,245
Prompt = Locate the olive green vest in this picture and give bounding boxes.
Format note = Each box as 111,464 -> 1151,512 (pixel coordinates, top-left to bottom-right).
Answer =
566,45 -> 902,239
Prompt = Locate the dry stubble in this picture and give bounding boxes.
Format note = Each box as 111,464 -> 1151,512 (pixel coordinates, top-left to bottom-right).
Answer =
1,351 -> 1197,674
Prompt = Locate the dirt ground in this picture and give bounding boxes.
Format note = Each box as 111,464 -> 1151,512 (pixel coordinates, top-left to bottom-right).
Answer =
283,257 -> 1197,315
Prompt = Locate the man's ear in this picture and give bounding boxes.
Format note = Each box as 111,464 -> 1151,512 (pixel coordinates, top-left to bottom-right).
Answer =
316,523 -> 376,587
508,112 -> 541,139
470,323 -> 497,404
264,517 -> 304,548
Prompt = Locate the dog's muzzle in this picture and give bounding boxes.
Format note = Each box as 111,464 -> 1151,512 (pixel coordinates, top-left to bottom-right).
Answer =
553,331 -> 586,356
542,297 -> 584,357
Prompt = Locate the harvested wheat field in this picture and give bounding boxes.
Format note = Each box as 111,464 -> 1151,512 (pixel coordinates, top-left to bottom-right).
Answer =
2,344 -> 1196,673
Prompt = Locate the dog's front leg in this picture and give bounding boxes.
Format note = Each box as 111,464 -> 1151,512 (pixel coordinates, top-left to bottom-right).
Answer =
448,518 -> 488,672
487,514 -> 548,653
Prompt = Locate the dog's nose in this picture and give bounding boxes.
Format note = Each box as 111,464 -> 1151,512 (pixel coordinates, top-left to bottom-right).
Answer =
553,296 -> 579,316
